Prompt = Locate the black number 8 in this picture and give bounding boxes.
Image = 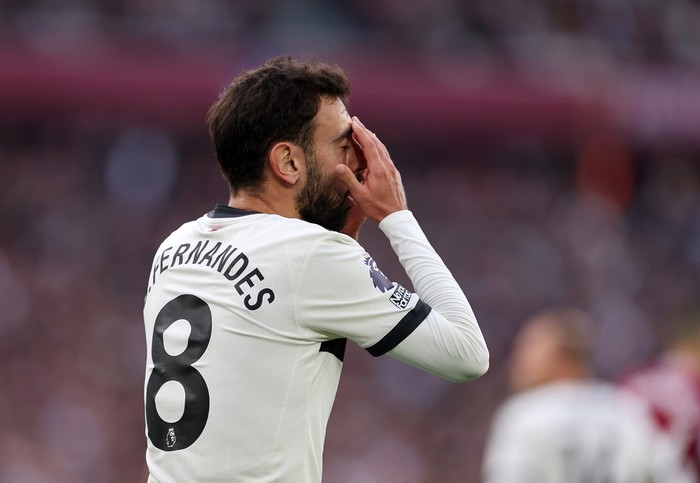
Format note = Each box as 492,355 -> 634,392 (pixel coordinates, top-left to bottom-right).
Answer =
146,294 -> 212,451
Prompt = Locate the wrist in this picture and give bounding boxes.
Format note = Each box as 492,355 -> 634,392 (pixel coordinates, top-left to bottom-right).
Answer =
378,210 -> 414,230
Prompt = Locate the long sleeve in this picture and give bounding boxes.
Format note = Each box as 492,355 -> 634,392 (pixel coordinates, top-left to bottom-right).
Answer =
379,210 -> 489,382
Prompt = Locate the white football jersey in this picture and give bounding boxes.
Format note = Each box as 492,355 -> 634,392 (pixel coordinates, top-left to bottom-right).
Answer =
483,380 -> 695,483
143,206 -> 487,482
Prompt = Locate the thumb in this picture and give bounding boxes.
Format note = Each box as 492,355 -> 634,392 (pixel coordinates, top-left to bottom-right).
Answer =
334,164 -> 361,192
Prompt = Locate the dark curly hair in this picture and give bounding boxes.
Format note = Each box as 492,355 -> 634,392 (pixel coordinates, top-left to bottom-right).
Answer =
207,56 -> 351,194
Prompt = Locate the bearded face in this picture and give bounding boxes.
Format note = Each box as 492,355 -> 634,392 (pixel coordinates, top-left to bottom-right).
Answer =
297,152 -> 349,232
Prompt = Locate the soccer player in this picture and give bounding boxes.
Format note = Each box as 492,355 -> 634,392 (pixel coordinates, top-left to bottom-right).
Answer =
482,308 -> 693,483
143,56 -> 489,482
621,307 -> 700,479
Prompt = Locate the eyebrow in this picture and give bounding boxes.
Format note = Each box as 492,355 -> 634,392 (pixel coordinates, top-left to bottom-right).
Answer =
331,126 -> 353,144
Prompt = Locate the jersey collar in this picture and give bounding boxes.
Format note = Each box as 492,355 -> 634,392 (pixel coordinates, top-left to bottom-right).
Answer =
207,204 -> 261,218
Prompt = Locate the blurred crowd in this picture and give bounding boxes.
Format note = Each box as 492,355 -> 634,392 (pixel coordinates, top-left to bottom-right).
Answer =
1,0 -> 700,67
1,1 -> 700,482
2,121 -> 699,481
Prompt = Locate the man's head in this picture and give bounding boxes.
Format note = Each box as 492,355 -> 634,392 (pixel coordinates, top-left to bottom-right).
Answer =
207,56 -> 358,231
509,308 -> 595,392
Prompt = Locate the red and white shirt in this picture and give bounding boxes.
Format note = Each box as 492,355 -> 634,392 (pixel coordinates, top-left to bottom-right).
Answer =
621,355 -> 700,479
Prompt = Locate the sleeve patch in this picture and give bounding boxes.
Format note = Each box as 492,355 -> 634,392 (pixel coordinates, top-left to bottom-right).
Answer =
389,284 -> 412,309
364,256 -> 393,293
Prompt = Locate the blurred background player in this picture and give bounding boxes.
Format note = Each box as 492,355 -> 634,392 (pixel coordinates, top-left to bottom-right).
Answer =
621,306 -> 700,479
482,308 -> 694,483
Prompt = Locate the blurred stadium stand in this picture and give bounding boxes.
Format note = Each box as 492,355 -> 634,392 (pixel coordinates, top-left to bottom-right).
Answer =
1,1 -> 700,482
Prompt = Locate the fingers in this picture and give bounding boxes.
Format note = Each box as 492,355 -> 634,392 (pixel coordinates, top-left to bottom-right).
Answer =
351,117 -> 385,169
351,135 -> 368,171
352,117 -> 396,171
342,117 -> 408,222
334,164 -> 363,193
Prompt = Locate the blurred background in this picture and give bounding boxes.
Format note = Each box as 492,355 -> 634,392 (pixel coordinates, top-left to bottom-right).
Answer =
1,1 -> 700,482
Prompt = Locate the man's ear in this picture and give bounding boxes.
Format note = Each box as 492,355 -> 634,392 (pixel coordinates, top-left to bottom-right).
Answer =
269,142 -> 304,186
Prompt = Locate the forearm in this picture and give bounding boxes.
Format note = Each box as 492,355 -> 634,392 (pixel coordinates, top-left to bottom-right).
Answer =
379,210 -> 489,381
380,210 -> 472,321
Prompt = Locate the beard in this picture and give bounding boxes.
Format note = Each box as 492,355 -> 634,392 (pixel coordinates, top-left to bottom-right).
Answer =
297,156 -> 349,232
